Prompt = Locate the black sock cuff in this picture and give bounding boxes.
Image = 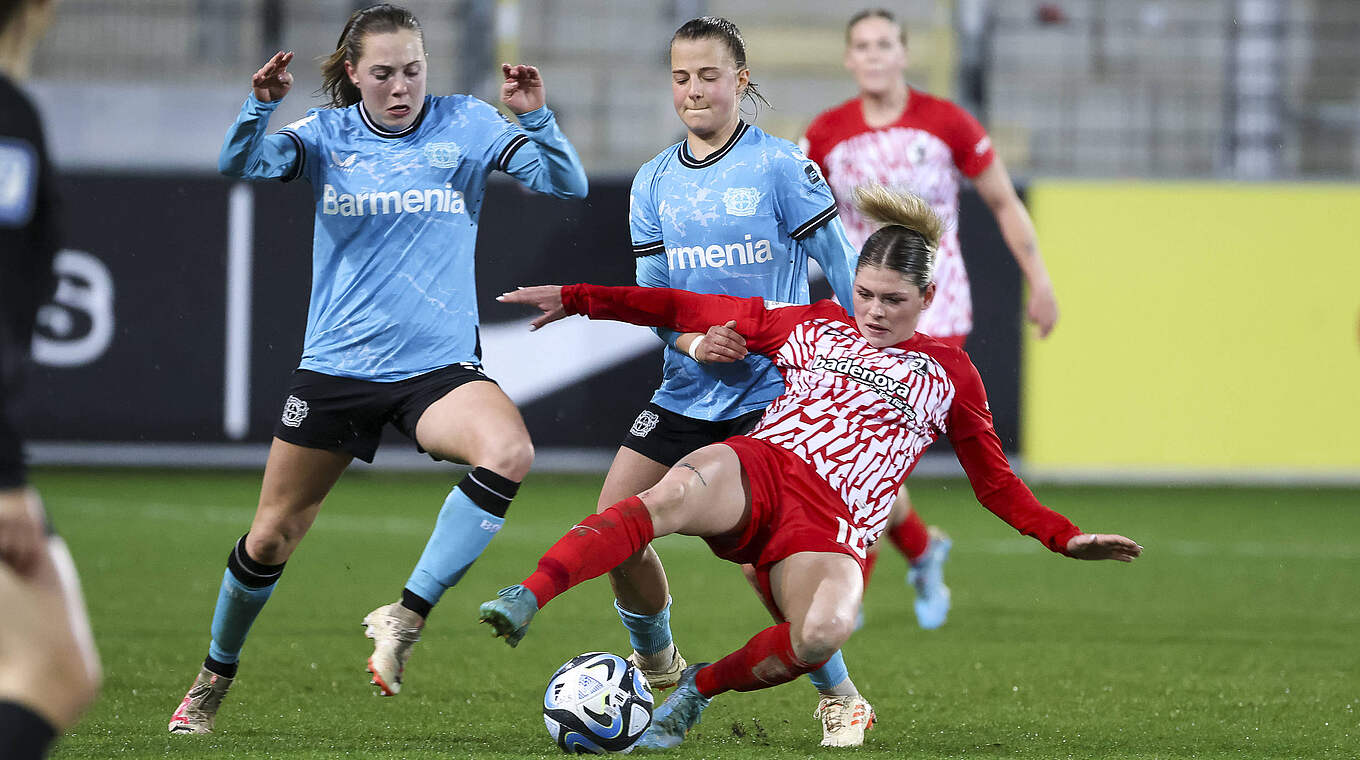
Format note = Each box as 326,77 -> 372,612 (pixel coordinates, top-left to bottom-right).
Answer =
401,588 -> 434,619
203,656 -> 238,679
226,534 -> 286,589
457,467 -> 519,518
0,701 -> 56,757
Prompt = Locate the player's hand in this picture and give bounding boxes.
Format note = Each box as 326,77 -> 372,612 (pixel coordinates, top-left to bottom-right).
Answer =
1027,282 -> 1059,338
1065,533 -> 1142,562
501,64 -> 545,115
690,321 -> 748,363
252,50 -> 294,102
498,285 -> 566,331
0,489 -> 46,578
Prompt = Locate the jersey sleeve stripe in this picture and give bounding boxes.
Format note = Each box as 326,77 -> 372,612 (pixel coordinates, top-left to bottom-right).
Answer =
632,240 -> 665,257
496,134 -> 531,171
790,203 -> 839,241
278,129 -> 305,183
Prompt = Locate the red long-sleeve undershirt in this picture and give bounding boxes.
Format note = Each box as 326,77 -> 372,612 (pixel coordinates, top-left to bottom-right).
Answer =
562,283 -> 1082,555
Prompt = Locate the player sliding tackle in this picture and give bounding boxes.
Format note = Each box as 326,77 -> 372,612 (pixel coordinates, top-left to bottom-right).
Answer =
480,186 -> 1141,751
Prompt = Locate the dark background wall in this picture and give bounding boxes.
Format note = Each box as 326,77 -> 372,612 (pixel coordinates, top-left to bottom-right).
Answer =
21,173 -> 1024,454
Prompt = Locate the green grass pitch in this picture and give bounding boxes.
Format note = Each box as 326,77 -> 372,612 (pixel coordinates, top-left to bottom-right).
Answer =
33,467 -> 1359,759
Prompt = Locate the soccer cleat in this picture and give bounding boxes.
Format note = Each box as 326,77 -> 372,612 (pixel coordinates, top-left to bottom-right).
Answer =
814,695 -> 877,747
634,663 -> 712,750
362,602 -> 424,696
907,527 -> 952,630
477,584 -> 538,647
168,666 -> 234,734
627,645 -> 689,691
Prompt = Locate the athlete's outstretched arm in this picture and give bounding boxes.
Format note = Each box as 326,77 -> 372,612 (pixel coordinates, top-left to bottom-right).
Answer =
498,284 -> 803,354
498,66 -> 587,199
218,51 -> 302,180
799,217 -> 859,312
953,432 -> 1141,561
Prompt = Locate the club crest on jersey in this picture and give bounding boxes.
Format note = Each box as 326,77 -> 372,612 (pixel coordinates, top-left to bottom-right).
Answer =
424,142 -> 462,169
630,410 -> 660,438
281,396 -> 309,428
722,187 -> 761,217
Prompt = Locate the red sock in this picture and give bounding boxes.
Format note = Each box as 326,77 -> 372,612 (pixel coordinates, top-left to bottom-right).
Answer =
693,622 -> 820,698
889,508 -> 930,564
521,496 -> 654,608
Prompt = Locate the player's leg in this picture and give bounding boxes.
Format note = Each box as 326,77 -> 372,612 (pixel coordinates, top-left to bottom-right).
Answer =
479,443 -> 750,646
639,552 -> 865,750
361,378 -> 533,694
170,438 -> 351,734
737,561 -> 858,701
597,446 -> 681,688
882,486 -> 952,629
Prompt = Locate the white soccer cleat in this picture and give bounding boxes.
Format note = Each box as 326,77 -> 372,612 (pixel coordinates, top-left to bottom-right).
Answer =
168,666 -> 234,734
627,644 -> 689,691
815,694 -> 876,747
363,602 -> 424,696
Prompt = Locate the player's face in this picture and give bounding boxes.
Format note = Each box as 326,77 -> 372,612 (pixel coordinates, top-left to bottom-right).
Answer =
346,29 -> 427,130
844,16 -> 907,97
852,265 -> 935,347
670,37 -> 749,140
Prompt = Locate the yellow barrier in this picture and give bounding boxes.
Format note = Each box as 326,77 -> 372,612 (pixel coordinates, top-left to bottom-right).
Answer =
1024,182 -> 1360,474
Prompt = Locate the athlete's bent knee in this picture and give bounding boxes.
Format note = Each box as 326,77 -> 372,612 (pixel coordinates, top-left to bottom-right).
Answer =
474,436 -> 534,482
792,612 -> 856,665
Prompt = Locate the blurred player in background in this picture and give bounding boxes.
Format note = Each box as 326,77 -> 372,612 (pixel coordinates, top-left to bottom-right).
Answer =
1,0 -> 103,756
589,16 -> 881,745
800,8 -> 1061,628
167,3 -> 587,734
482,184 -> 1140,752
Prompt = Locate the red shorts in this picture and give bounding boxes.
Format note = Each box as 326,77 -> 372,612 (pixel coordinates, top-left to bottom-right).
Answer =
704,435 -> 865,573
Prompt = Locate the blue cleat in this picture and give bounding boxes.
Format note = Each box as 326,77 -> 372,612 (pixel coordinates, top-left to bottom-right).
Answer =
907,527 -> 952,630
634,663 -> 712,750
477,585 -> 538,647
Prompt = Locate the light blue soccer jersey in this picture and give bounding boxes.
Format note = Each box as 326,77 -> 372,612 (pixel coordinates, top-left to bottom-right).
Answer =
220,93 -> 587,381
630,121 -> 858,421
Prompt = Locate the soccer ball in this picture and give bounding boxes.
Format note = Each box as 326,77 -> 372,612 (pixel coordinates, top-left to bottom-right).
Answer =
543,651 -> 654,754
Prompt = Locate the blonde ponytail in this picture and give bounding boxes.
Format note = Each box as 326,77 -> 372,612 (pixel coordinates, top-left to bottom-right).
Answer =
852,184 -> 943,290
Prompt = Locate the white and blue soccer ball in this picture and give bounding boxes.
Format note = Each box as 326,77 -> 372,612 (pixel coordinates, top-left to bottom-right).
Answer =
543,651 -> 654,754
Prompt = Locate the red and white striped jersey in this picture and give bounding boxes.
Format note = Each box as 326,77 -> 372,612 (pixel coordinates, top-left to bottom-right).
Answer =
801,90 -> 995,339
562,284 -> 1080,555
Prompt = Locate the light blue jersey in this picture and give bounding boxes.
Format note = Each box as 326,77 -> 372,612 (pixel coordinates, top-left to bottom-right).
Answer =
220,93 -> 587,381
630,121 -> 859,421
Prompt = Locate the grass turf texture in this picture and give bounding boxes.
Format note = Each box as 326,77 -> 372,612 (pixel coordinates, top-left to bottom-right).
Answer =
34,468 -> 1358,759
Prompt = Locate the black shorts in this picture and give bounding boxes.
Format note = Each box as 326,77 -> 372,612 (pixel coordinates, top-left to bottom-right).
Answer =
620,402 -> 765,468
273,363 -> 496,464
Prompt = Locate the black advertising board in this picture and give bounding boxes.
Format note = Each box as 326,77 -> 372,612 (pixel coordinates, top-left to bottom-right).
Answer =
21,173 -> 1023,455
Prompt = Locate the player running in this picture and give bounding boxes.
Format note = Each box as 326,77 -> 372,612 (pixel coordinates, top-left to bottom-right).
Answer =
799,8 -> 1062,629
481,184 -> 1140,751
168,3 -> 587,734
589,16 -> 883,746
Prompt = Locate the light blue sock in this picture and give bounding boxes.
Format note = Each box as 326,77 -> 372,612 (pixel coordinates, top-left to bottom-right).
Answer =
614,597 -> 674,656
807,649 -> 849,691
207,569 -> 277,664
404,485 -> 506,606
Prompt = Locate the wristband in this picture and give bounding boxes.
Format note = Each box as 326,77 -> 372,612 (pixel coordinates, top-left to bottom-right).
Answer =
686,335 -> 707,362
